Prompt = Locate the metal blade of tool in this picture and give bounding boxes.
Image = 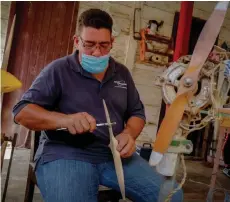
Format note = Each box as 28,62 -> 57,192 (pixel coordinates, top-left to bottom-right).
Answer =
1,15 -> 22,94
102,99 -> 126,201
152,1 -> 229,155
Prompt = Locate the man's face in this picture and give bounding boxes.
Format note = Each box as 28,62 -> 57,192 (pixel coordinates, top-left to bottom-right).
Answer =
74,27 -> 113,60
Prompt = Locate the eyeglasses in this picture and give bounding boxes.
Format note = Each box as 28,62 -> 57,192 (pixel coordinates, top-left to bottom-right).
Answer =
79,36 -> 112,53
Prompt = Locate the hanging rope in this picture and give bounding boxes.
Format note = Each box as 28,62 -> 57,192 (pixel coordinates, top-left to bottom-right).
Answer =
164,154 -> 187,202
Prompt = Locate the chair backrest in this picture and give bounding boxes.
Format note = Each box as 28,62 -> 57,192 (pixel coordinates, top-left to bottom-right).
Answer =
29,131 -> 41,162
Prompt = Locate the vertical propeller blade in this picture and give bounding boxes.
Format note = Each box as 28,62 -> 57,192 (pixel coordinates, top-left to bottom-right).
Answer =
177,1 -> 229,96
152,1 -> 229,155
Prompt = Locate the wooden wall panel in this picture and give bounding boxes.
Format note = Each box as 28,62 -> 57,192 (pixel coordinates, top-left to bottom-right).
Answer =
1,2 -> 79,147
37,2 -> 54,71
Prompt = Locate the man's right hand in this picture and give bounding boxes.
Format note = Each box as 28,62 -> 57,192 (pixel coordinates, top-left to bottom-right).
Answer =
57,112 -> 96,135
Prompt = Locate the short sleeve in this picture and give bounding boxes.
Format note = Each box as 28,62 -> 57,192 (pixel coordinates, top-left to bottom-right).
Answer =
12,62 -> 61,121
125,69 -> 146,122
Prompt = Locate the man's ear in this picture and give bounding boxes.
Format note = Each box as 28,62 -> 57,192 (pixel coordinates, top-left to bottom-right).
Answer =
73,35 -> 80,50
111,36 -> 115,47
73,35 -> 79,45
111,36 -> 114,43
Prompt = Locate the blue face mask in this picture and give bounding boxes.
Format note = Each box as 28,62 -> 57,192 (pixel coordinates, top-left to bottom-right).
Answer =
81,53 -> 110,74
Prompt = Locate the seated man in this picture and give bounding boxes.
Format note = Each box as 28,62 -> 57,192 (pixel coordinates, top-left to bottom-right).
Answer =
13,8 -> 183,202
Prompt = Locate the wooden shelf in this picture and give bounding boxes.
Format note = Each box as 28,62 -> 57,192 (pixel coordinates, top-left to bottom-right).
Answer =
145,34 -> 172,44
138,59 -> 169,67
145,49 -> 174,57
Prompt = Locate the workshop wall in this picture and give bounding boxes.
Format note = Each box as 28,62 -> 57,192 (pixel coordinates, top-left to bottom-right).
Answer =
138,1 -> 230,44
133,1 -> 230,144
76,1 -> 230,145
1,1 -> 229,145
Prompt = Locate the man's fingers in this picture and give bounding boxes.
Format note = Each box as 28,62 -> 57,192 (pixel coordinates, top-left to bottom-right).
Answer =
68,125 -> 77,135
120,140 -> 133,156
121,145 -> 136,158
116,135 -> 128,152
73,119 -> 84,134
82,112 -> 96,132
65,112 -> 96,135
80,117 -> 90,132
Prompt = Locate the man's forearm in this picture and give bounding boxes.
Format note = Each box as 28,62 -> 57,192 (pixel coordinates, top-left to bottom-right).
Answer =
15,104 -> 66,131
123,116 -> 145,140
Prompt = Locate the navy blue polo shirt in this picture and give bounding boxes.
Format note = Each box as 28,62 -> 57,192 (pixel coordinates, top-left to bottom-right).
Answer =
13,50 -> 146,164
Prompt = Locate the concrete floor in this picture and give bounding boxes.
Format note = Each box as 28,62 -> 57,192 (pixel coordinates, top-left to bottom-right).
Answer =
1,148 -> 230,202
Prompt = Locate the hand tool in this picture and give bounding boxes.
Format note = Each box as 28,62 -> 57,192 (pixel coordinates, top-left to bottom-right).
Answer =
56,122 -> 116,131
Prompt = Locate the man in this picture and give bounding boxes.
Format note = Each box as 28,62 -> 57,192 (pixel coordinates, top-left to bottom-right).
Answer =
13,9 -> 183,202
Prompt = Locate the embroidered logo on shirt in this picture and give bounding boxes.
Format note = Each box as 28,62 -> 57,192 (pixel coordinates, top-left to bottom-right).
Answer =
114,80 -> 127,89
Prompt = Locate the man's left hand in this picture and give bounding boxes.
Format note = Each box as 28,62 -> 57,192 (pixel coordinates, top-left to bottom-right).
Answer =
116,132 -> 136,158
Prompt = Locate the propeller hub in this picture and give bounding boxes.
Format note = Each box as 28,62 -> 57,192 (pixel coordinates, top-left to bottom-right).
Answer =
183,77 -> 193,87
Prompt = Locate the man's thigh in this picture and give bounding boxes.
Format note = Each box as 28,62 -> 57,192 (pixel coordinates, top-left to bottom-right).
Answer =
99,154 -> 183,202
35,159 -> 99,202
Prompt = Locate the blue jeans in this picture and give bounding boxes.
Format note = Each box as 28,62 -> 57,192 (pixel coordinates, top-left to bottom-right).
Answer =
35,154 -> 183,202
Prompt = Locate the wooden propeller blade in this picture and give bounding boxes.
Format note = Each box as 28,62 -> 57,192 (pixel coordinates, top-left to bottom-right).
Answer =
153,95 -> 187,153
102,100 -> 126,200
177,1 -> 229,97
153,1 -> 229,154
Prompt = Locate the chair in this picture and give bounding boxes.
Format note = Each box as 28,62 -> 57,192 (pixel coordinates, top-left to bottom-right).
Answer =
24,131 -> 39,202
24,131 -> 122,202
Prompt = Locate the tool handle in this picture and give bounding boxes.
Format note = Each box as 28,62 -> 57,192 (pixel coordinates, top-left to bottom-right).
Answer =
56,122 -> 116,131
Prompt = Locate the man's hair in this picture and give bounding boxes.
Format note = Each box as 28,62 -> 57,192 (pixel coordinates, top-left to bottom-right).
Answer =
77,9 -> 113,34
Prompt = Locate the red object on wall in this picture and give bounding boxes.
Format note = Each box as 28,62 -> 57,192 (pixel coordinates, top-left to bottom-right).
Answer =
173,1 -> 194,61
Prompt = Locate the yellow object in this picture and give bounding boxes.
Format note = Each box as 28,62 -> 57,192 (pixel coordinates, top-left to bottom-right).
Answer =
221,118 -> 230,127
153,95 -> 187,153
1,69 -> 22,93
218,108 -> 230,127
